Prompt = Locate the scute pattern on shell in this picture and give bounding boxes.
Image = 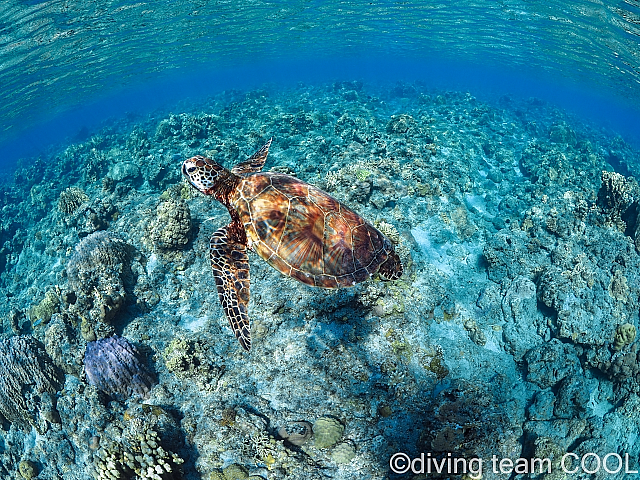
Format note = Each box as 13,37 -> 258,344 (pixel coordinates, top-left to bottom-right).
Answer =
0,335 -> 64,428
84,335 -> 156,401
232,172 -> 395,288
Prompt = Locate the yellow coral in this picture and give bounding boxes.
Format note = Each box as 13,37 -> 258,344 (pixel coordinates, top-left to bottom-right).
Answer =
613,323 -> 636,350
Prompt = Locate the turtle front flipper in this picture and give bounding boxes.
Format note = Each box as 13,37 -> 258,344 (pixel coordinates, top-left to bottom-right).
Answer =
231,138 -> 272,175
209,224 -> 252,351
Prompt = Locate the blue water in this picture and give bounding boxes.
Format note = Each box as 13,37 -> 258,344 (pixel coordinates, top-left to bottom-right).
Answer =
3,2 -> 640,479
1,0 -> 640,171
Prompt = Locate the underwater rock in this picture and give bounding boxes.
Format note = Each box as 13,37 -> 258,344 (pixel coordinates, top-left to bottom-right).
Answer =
57,186 -> 89,214
109,161 -> 140,182
598,343 -> 640,383
44,313 -> 83,375
553,375 -> 591,419
419,380 -> 523,478
549,122 -> 577,146
163,337 -> 224,390
150,199 -> 192,250
84,335 -> 156,401
126,126 -> 151,159
0,335 -> 64,430
386,114 -> 414,134
525,339 -> 581,389
528,390 -> 555,421
597,170 -> 639,231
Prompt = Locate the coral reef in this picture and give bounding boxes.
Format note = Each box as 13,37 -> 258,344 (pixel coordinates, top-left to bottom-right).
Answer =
29,289 -> 60,326
150,199 -> 192,250
66,231 -> 130,331
312,417 -> 344,449
525,340 -> 582,389
0,335 -> 64,430
44,312 -> 84,374
613,323 -> 636,350
58,186 -> 89,214
162,337 -> 224,390
0,82 -> 640,480
419,380 -> 523,476
92,407 -> 184,480
330,442 -> 356,464
84,335 -> 156,401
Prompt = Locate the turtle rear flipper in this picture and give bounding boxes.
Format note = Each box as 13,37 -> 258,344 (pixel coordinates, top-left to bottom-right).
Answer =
231,138 -> 273,175
209,224 -> 252,351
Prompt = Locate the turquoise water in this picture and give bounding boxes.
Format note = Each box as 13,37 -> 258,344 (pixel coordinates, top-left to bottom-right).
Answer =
2,2 -> 640,480
1,0 -> 640,163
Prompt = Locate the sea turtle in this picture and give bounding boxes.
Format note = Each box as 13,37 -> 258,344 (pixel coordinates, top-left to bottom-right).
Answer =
182,139 -> 402,351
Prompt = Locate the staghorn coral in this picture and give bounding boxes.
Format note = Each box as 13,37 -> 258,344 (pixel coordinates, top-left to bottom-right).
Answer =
0,335 -> 64,430
84,335 -> 156,401
150,199 -> 192,250
58,186 -> 89,214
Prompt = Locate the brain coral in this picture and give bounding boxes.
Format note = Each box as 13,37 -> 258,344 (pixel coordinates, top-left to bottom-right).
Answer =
0,336 -> 64,429
84,335 -> 156,401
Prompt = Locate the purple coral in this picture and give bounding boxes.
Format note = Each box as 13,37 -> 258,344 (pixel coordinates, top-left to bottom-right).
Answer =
84,335 -> 156,401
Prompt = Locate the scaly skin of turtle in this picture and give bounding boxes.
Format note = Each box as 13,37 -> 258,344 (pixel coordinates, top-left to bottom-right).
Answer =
209,224 -> 252,351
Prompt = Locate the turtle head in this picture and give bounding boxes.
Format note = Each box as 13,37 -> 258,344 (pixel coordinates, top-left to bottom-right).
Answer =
182,156 -> 229,195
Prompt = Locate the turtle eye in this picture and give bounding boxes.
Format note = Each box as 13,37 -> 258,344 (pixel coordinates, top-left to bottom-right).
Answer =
186,166 -> 197,174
